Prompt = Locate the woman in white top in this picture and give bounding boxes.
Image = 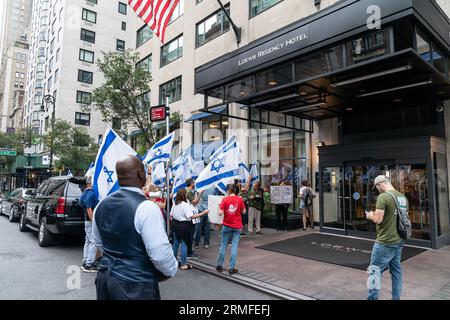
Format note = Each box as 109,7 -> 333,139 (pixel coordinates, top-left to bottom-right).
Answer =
170,188 -> 209,270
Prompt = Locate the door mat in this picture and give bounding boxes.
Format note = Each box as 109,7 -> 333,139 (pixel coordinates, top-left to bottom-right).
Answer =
256,233 -> 426,271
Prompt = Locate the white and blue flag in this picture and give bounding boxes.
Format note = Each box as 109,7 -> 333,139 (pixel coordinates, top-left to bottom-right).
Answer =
195,136 -> 240,193
142,132 -> 175,165
239,162 -> 249,184
250,162 -> 260,184
152,162 -> 166,188
84,162 -> 95,177
93,128 -> 137,201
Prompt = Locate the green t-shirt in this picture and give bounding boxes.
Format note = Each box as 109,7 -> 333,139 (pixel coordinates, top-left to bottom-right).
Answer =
249,189 -> 263,209
375,190 -> 405,244
186,188 -> 196,204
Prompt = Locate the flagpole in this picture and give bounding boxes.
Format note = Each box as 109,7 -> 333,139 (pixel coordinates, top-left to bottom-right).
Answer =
165,95 -> 171,236
216,0 -> 241,45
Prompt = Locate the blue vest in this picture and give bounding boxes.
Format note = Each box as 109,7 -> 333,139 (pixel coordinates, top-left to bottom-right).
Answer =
95,189 -> 159,284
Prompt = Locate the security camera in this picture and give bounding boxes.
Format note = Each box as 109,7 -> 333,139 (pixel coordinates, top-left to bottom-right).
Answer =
436,105 -> 444,112
337,119 -> 343,126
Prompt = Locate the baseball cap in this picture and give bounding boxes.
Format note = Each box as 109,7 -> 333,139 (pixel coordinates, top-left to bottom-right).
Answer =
372,175 -> 390,190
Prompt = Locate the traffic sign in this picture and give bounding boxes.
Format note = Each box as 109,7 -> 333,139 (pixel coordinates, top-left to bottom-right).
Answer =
0,149 -> 16,156
150,105 -> 167,122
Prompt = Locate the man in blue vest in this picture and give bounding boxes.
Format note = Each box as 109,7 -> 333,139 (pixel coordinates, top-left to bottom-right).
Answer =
91,155 -> 178,300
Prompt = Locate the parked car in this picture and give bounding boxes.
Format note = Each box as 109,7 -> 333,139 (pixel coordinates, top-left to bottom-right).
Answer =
0,188 -> 36,222
19,176 -> 87,247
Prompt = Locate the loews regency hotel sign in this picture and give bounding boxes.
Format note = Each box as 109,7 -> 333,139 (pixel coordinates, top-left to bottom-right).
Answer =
238,31 -> 310,67
195,24 -> 311,91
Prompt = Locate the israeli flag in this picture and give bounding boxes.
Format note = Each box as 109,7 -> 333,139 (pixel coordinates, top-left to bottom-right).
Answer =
195,136 -> 240,193
250,162 -> 260,184
93,128 -> 137,201
190,160 -> 204,180
85,162 -> 95,177
209,135 -> 237,161
142,132 -> 175,165
152,162 -> 166,188
239,162 -> 250,184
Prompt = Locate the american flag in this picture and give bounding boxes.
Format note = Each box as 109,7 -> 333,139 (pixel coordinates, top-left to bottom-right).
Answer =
128,0 -> 180,43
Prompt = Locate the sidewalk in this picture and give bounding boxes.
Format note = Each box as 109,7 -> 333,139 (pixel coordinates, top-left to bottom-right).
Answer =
188,227 -> 450,300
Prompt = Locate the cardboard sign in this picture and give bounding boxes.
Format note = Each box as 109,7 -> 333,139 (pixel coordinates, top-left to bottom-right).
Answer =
270,186 -> 293,204
208,195 -> 225,225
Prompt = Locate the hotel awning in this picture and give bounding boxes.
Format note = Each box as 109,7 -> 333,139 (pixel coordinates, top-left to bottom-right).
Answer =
184,105 -> 227,123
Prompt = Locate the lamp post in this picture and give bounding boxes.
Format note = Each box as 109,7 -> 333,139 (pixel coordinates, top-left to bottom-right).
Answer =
41,94 -> 56,174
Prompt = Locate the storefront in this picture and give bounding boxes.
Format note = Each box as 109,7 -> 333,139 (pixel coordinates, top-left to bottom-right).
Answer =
195,0 -> 450,248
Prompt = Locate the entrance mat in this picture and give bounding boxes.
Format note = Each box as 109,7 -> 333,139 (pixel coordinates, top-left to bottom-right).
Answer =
256,234 -> 426,271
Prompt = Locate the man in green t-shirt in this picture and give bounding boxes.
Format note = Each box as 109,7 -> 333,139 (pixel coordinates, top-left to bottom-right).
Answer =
365,175 -> 406,300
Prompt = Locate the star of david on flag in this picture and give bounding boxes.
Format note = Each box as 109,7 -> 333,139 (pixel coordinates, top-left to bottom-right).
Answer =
142,132 -> 175,165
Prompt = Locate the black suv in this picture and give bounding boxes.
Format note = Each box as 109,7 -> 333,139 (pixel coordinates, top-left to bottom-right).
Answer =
19,176 -> 86,247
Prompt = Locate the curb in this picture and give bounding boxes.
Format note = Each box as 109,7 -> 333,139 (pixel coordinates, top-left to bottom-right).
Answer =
188,259 -> 317,300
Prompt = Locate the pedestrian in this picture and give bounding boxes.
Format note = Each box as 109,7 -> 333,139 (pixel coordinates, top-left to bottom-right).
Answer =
80,175 -> 100,272
91,155 -> 178,300
216,183 -> 246,275
236,178 -> 251,236
185,178 -> 203,258
299,180 -> 316,230
248,182 -> 263,235
171,188 -> 210,270
366,175 -> 407,300
194,187 -> 215,249
275,181 -> 290,231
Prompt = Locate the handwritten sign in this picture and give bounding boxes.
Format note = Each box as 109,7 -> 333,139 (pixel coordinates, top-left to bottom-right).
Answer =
208,195 -> 225,225
270,186 -> 293,204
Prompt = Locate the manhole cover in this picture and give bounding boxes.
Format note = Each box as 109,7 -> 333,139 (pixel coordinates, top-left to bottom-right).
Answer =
0,252 -> 27,261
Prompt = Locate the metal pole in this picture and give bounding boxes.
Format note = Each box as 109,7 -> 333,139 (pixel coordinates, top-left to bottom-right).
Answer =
49,99 -> 55,174
165,95 -> 171,236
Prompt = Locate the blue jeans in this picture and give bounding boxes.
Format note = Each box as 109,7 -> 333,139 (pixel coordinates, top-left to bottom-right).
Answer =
194,215 -> 210,245
172,234 -> 188,266
367,241 -> 404,300
83,221 -> 97,265
217,226 -> 241,269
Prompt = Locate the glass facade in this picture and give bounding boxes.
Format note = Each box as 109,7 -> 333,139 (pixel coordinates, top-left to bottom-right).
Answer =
434,153 -> 450,236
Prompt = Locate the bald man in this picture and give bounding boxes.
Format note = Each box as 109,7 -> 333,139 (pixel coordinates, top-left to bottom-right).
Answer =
91,155 -> 178,300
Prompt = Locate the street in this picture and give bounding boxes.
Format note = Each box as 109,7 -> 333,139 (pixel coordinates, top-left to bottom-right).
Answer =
0,216 -> 276,300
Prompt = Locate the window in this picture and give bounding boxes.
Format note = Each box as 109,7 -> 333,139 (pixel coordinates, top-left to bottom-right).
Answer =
121,21 -> 126,31
116,39 -> 125,51
14,81 -> 19,88
78,70 -> 93,84
250,0 -> 282,17
48,76 -> 53,89
79,49 -> 94,63
77,91 -> 92,104
159,76 -> 182,104
81,28 -> 96,43
160,35 -> 183,67
112,118 -> 122,130
196,4 -> 230,47
170,0 -> 184,22
136,25 -> 153,48
87,0 -> 97,4
56,48 -> 60,62
118,2 -> 127,14
48,58 -> 53,72
136,92 -> 150,110
196,0 -> 203,3
136,54 -> 152,74
75,112 -> 90,126
54,69 -> 59,82
82,8 -> 97,23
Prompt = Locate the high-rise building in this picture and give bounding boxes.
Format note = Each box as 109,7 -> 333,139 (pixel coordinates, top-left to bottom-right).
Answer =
24,0 -> 136,154
0,0 -> 32,132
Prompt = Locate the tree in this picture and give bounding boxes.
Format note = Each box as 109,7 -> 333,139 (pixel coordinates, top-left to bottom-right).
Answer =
83,50 -> 157,148
43,120 -> 98,175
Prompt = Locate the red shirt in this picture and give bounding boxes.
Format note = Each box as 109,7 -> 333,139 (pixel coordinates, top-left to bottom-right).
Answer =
220,195 -> 245,229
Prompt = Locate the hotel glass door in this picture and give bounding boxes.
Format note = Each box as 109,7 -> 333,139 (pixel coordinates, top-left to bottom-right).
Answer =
322,164 -> 430,240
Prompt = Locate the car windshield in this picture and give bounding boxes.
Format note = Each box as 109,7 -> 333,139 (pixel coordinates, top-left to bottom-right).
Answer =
24,189 -> 35,195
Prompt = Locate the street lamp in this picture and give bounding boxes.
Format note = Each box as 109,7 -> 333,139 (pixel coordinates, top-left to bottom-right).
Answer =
41,94 -> 56,174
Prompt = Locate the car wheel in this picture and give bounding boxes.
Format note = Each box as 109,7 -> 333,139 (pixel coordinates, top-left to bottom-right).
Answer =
19,210 -> 29,232
38,217 -> 54,247
8,206 -> 16,223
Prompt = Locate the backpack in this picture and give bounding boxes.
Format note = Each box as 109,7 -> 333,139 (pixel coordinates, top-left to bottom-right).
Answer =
303,187 -> 314,207
386,191 -> 412,240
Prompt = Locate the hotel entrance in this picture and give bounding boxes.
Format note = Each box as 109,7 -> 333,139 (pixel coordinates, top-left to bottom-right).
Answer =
322,162 -> 429,241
